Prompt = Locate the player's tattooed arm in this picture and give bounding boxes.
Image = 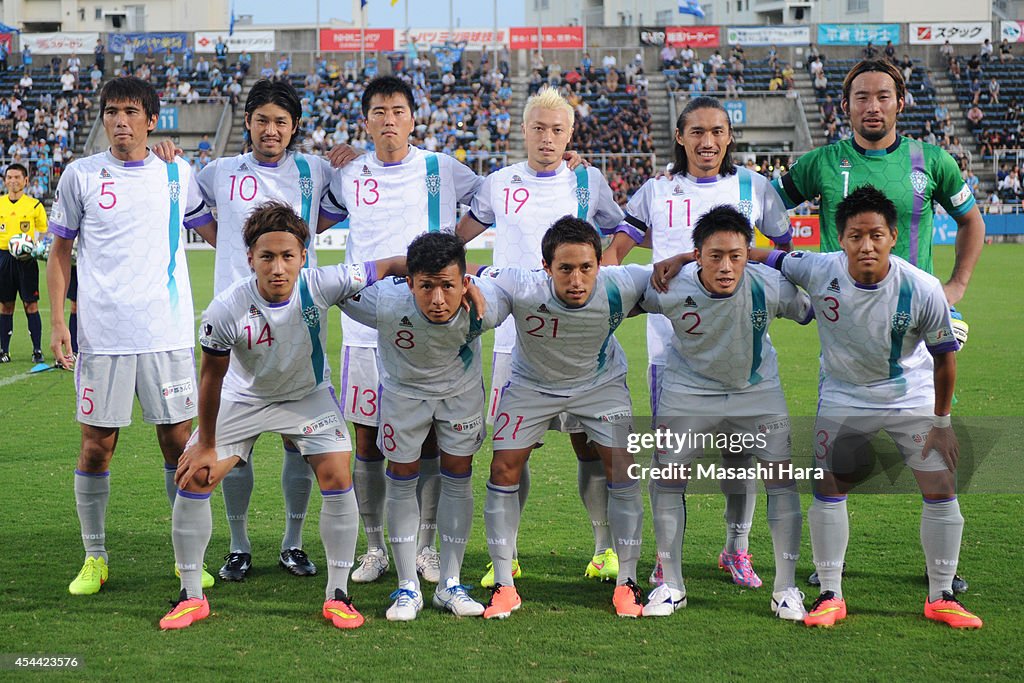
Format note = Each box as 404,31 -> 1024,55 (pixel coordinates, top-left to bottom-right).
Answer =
176,352 -> 229,489
650,252 -> 694,293
921,351 -> 959,472
151,138 -> 184,162
326,143 -> 362,168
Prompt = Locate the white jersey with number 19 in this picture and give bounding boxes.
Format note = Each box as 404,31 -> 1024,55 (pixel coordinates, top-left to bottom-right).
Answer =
49,151 -> 212,354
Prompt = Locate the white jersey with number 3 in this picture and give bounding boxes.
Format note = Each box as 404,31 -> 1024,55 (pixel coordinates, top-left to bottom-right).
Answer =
622,168 -> 792,365
320,146 -> 481,348
197,151 -> 333,294
470,161 -> 624,353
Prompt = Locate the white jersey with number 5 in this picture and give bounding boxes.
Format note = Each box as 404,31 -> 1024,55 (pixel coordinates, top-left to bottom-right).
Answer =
48,151 -> 212,354
320,146 -> 482,348
621,168 -> 793,365
197,151 -> 333,294
774,250 -> 959,409
340,276 -> 511,398
641,262 -> 812,394
469,161 -> 624,353
199,262 -> 374,405
481,264 -> 651,396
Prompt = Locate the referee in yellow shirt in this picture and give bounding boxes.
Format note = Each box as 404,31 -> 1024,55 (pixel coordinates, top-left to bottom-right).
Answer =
0,163 -> 48,363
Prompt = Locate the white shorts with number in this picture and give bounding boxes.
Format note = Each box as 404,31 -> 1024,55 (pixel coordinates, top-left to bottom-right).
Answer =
378,384 -> 486,464
75,349 -> 198,427
488,351 -> 584,434
340,345 -> 380,427
492,379 -> 632,451
814,401 -> 947,473
187,385 -> 352,462
654,383 -> 791,464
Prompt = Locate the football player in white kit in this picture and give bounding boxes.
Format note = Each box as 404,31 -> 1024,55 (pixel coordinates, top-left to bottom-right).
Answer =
456,88 -> 626,586
46,77 -> 214,595
319,76 -> 483,585
191,79 -> 339,583
161,202 -> 407,630
755,186 -> 982,630
341,232 -> 509,620
478,217 -> 651,620
639,205 -> 812,621
603,95 -> 794,589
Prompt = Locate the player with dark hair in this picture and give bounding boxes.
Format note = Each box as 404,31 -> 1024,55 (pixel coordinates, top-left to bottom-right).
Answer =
605,94 -> 794,590
47,76 -> 215,595
0,162 -> 48,363
161,201 -> 406,630
772,59 -> 981,592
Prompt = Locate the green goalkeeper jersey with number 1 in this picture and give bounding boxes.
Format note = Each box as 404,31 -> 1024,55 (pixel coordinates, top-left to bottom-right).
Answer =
772,136 -> 976,274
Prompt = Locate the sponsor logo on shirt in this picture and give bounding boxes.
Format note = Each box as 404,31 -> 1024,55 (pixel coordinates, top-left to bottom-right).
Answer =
161,377 -> 195,398
950,185 -> 972,207
99,168 -> 111,179
360,165 -> 372,176
248,304 -> 261,319
511,174 -> 523,184
238,162 -> 250,171
400,316 -> 414,327
839,158 -> 852,169
185,396 -> 195,409
537,304 -> 550,313
827,278 -> 841,293
672,184 -> 685,195
599,407 -> 631,423
757,417 -> 790,434
302,411 -> 341,435
684,296 -> 697,308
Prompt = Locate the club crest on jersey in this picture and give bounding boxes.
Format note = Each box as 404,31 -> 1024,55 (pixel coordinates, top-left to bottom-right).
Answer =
302,305 -> 320,328
750,309 -> 768,331
511,174 -> 523,184
609,310 -> 624,329
737,199 -> 753,219
426,171 -> 441,196
909,170 -> 928,195
891,311 -> 911,334
827,278 -> 841,293
168,180 -> 181,202
839,158 -> 852,169
99,168 -> 111,179
298,175 -> 314,199
575,186 -> 591,208
360,165 -> 371,177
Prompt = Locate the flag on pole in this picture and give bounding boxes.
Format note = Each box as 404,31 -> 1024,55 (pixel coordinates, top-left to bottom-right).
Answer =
361,0 -> 368,7
678,0 -> 705,17
391,0 -> 399,5
229,0 -> 236,35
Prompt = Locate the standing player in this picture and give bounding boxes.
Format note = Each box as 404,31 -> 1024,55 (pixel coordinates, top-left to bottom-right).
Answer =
456,87 -> 626,585
46,77 -> 214,595
319,76 -> 482,585
341,233 -> 508,620
603,95 -> 794,589
755,186 -> 981,629
192,79 -> 339,583
640,206 -> 812,620
771,60 -> 982,591
0,163 -> 48,363
162,202 -> 404,630
479,217 -> 650,620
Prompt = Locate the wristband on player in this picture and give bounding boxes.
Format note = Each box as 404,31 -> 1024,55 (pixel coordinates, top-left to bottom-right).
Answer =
932,414 -> 952,428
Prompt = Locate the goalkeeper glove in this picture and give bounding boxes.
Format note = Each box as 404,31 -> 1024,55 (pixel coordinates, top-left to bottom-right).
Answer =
949,307 -> 969,349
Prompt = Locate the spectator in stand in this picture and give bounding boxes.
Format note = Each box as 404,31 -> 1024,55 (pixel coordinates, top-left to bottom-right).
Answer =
260,61 -> 274,79
176,80 -> 192,102
660,44 -> 678,70
709,50 -> 725,72
949,57 -> 962,81
724,73 -> 738,98
884,40 -> 896,62
238,50 -> 251,76
900,54 -> 914,84
989,76 -> 1000,105
60,68 -> 75,92
766,43 -> 778,68
980,38 -> 994,62
940,40 -> 955,65
195,55 -> 210,78
705,71 -> 718,94
680,44 -> 695,63
0,40 -> 8,72
965,169 -> 979,197
215,37 -> 228,69
89,63 -> 102,91
602,53 -> 617,70
863,41 -> 877,59
531,50 -> 545,77
581,52 -> 593,76
1000,39 -> 1014,63
813,68 -> 828,98
969,77 -> 982,105
809,52 -> 824,77
122,41 -> 135,73
21,45 -> 32,74
19,71 -> 32,90
998,167 -> 1021,199
276,53 -> 291,78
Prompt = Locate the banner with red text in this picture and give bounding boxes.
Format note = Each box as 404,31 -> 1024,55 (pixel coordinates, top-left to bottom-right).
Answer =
509,26 -> 584,50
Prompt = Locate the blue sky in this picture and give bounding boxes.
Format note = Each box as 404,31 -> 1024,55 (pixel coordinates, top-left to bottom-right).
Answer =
238,0 -> 526,29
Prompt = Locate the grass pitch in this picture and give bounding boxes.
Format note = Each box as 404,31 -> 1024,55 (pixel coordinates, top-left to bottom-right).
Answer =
0,245 -> 1021,680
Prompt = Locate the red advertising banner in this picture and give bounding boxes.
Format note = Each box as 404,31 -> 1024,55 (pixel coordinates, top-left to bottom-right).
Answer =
0,34 -> 11,52
319,28 -> 395,53
509,26 -> 584,50
790,215 -> 820,248
665,26 -> 721,48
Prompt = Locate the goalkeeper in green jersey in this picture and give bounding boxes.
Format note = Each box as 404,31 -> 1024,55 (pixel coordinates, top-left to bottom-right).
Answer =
773,59 -> 983,593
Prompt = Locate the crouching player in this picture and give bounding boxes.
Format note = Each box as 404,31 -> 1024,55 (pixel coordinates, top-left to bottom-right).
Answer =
641,206 -> 812,620
161,202 -> 404,630
756,186 -> 982,629
480,216 -> 652,619
340,232 -> 508,620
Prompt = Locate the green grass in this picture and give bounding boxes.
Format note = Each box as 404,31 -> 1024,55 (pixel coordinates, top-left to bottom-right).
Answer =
0,245 -> 1022,680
